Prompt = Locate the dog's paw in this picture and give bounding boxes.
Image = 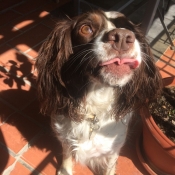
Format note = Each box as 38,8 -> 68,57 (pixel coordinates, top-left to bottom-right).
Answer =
57,168 -> 71,175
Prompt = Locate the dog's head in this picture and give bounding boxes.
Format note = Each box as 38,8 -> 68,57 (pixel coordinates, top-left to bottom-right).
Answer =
36,10 -> 162,120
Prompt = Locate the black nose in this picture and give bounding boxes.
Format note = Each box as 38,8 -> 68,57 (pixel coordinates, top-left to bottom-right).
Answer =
105,28 -> 135,51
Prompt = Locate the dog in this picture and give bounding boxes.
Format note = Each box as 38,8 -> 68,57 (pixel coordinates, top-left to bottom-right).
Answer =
36,10 -> 162,175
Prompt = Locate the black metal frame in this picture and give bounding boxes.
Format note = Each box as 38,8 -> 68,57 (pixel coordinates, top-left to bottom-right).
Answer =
142,0 -> 174,49
73,0 -> 134,15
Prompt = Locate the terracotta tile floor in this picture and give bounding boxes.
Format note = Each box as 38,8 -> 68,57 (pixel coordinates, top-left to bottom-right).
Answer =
0,0 -> 175,174
156,40 -> 175,78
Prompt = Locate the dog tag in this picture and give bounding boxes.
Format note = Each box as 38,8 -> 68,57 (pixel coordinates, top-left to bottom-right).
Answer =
87,115 -> 100,139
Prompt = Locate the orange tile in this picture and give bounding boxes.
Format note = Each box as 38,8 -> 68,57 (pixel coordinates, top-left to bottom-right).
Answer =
159,70 -> 172,78
170,59 -> 175,66
22,132 -> 61,175
73,163 -> 93,175
13,0 -> 50,15
8,24 -> 51,52
21,100 -> 50,128
159,54 -> 175,67
117,143 -> 148,175
26,44 -> 41,58
0,0 -> 22,12
0,112 -> 41,153
0,44 -> 11,57
35,0 -> 71,14
156,41 -> 175,78
156,60 -> 166,69
0,46 -> 34,77
41,15 -> 57,29
4,58 -> 35,78
40,1 -> 66,12
0,100 -> 15,125
0,45 -> 20,64
10,10 -> 49,32
117,155 -> 146,175
23,72 -> 37,87
26,49 -> 38,59
12,19 -> 36,32
0,10 -> 22,27
116,117 -> 148,175
163,64 -> 175,76
160,55 -> 170,62
0,146 -> 16,174
10,162 -> 31,175
0,25 -> 21,45
162,47 -> 175,60
0,73 -> 36,110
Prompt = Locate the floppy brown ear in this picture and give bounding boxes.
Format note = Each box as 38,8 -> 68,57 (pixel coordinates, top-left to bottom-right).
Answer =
35,19 -> 73,116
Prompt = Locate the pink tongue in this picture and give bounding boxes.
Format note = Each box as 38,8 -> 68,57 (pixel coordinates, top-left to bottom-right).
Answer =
100,58 -> 139,69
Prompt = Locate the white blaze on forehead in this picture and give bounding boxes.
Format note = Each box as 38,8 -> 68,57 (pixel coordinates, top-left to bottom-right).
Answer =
105,11 -> 124,19
107,21 -> 116,30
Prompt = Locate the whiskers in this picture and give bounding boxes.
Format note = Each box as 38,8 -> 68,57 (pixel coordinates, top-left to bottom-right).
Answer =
79,80 -> 91,93
72,42 -> 96,49
65,48 -> 96,74
141,51 -> 155,75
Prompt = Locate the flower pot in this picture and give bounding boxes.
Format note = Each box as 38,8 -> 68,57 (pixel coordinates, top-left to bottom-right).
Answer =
137,77 -> 175,175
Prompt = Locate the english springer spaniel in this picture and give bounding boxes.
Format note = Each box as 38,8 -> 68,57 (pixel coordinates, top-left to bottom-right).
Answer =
36,10 -> 162,175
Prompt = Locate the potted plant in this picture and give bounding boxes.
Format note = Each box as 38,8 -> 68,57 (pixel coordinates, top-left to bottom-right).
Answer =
137,76 -> 175,175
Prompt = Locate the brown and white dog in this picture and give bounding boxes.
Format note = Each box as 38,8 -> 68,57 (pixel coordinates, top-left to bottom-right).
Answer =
36,10 -> 162,175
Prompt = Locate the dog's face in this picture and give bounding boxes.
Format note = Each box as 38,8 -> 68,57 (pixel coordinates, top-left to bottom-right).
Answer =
36,10 -> 162,119
68,11 -> 141,87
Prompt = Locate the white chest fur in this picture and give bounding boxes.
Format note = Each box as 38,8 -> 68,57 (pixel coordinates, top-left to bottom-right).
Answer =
51,84 -> 132,165
72,114 -> 131,165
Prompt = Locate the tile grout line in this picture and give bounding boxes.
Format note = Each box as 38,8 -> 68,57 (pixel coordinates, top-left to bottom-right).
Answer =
2,159 -> 42,175
41,19 -> 58,30
4,32 -> 46,62
0,98 -> 45,141
0,1 -> 25,14
0,65 -> 49,128
18,158 -> 42,175
0,142 -> 17,158
11,45 -> 36,60
1,130 -> 45,175
11,8 -> 24,16
18,110 -> 50,130
0,93 -> 49,133
155,38 -> 175,65
157,58 -> 175,68
0,0 -> 51,27
0,19 -> 50,47
24,40 -> 45,54
0,96 -> 37,123
0,97 -> 21,116
11,6 -> 44,17
0,111 -> 17,126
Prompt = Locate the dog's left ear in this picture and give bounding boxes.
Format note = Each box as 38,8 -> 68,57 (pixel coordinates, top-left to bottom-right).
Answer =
37,19 -> 73,76
35,19 -> 73,116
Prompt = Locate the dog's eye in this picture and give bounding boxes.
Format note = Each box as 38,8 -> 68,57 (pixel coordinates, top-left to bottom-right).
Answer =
80,25 -> 93,35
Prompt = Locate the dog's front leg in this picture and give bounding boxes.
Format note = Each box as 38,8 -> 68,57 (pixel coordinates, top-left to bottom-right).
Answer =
104,154 -> 118,175
57,148 -> 73,175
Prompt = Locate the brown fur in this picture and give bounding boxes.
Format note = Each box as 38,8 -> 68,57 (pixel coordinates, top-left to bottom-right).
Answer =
35,10 -> 162,122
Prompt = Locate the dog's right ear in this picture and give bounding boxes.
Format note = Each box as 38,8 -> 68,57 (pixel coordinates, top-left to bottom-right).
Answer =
35,19 -> 73,116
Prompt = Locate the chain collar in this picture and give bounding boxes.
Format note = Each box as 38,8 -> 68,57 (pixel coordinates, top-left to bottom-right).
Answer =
86,114 -> 100,139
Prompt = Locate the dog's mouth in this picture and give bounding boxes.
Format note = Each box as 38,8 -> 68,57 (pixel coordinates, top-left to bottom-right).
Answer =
99,57 -> 139,69
98,57 -> 140,79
